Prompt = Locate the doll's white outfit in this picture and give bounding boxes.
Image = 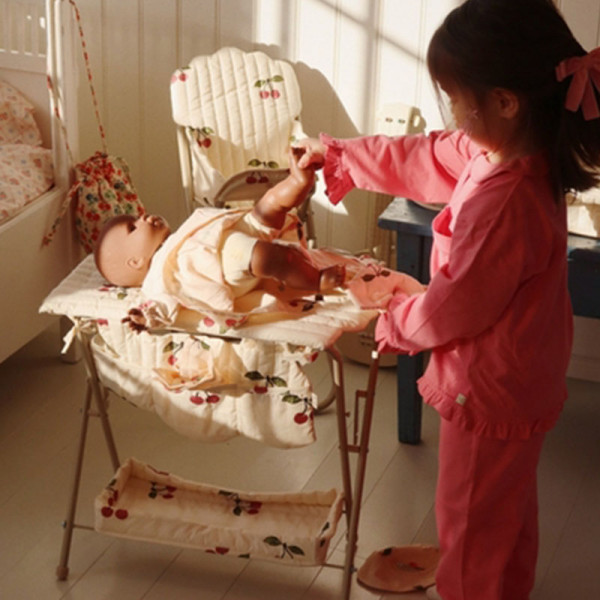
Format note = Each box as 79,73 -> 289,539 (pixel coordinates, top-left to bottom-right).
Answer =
142,207 -> 302,320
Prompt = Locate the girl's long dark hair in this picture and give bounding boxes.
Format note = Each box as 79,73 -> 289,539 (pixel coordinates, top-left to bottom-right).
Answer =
427,0 -> 600,196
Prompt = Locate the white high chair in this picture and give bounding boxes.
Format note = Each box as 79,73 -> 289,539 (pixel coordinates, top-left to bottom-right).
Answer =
170,46 -> 315,246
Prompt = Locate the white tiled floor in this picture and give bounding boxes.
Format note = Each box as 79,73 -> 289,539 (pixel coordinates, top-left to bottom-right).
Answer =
0,323 -> 598,599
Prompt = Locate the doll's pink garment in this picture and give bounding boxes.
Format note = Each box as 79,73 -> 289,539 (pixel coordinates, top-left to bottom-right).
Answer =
142,207 -> 302,320
320,131 -> 573,441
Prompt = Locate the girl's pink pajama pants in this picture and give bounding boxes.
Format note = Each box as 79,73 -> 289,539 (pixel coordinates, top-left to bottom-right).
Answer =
435,418 -> 546,600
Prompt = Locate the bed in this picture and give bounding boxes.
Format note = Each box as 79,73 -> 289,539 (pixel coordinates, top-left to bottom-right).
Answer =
0,0 -> 79,363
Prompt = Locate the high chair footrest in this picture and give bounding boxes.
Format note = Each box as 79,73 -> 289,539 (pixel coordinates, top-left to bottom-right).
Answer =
94,458 -> 344,565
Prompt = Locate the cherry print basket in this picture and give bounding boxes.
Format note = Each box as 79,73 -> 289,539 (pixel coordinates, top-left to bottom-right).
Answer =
95,458 -> 344,565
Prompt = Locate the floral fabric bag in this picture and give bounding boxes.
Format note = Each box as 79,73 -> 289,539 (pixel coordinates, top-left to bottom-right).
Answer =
43,0 -> 145,254
44,151 -> 144,253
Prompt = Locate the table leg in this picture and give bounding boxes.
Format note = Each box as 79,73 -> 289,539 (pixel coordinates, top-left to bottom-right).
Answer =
394,233 -> 430,444
396,354 -> 424,444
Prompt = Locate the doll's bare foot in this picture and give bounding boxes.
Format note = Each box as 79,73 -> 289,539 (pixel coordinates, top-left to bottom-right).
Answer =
122,307 -> 148,333
319,264 -> 346,291
283,147 -> 316,208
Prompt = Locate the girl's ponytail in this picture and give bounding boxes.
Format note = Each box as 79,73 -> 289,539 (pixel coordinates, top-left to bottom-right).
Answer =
554,48 -> 600,193
427,0 -> 600,196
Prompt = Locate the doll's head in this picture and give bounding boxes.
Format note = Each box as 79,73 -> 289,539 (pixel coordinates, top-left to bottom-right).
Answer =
94,214 -> 171,287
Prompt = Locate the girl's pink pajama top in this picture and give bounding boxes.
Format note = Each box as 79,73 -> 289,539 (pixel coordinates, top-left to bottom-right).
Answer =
320,131 -> 573,440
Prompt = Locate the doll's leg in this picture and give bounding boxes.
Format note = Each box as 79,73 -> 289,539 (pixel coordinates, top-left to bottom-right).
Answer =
250,240 -> 344,292
319,264 -> 346,290
435,418 -> 545,600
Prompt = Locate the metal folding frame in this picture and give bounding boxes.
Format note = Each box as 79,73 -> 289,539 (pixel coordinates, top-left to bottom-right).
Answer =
55,322 -> 380,600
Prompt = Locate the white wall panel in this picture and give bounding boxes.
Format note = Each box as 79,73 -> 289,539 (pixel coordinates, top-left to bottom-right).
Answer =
335,0 -> 378,135
140,0 -> 181,223
377,0 -> 423,116
417,0 -> 461,132
178,0 -> 218,65
71,0 -> 600,248
295,0 -> 340,244
102,0 -> 141,170
219,0 -> 254,50
559,0 -> 600,50
254,0 -> 295,58
294,0 -> 339,137
329,0 -> 380,250
74,0 -> 104,161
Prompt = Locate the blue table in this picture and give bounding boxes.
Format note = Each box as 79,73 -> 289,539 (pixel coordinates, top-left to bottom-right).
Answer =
378,197 -> 600,444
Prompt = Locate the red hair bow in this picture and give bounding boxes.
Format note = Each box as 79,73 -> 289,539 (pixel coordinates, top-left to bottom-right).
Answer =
556,47 -> 600,120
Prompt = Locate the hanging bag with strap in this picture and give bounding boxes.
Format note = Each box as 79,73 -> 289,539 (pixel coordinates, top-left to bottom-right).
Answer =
43,0 -> 145,254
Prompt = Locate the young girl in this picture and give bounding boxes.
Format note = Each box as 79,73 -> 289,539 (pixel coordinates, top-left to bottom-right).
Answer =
296,1 -> 600,599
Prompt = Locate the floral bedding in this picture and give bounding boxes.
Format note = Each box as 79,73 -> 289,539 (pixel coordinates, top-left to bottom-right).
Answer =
0,79 -> 54,225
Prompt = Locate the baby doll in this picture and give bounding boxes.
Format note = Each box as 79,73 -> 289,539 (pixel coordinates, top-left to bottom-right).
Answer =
94,148 -> 345,318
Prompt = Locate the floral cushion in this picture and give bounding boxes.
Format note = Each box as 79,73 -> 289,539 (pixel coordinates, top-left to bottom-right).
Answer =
0,144 -> 53,223
170,47 -> 306,205
0,79 -> 42,146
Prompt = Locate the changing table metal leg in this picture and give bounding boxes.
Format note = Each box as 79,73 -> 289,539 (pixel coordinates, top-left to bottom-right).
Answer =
330,349 -> 353,526
79,331 -> 120,470
56,381 -> 93,581
343,351 -> 379,596
329,347 -> 380,600
56,329 -> 120,580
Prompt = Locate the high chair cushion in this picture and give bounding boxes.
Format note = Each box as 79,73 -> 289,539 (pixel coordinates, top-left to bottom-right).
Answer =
170,47 -> 305,204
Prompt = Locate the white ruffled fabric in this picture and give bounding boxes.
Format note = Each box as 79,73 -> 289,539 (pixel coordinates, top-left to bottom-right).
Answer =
40,253 -> 422,447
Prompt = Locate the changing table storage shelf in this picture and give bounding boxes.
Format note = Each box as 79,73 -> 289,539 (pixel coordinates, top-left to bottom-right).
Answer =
94,458 -> 344,565
49,278 -> 378,600
378,197 -> 600,444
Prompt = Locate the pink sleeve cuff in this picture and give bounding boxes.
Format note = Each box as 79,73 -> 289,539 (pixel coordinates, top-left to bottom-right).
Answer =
374,293 -> 424,356
375,299 -> 408,355
319,133 -> 355,205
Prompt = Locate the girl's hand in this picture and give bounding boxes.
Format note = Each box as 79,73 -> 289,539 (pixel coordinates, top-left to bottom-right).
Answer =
289,147 -> 316,188
294,138 -> 326,169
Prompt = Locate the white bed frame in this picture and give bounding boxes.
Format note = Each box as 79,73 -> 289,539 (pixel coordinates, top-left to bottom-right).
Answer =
0,0 -> 80,363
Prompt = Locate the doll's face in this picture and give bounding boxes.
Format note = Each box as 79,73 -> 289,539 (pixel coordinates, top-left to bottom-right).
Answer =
95,214 -> 171,287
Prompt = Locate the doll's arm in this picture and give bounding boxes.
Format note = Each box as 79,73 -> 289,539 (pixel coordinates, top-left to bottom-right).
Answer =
250,240 -> 344,292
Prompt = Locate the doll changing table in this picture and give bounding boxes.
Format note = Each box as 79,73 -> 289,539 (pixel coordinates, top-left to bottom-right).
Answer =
41,253 -> 386,600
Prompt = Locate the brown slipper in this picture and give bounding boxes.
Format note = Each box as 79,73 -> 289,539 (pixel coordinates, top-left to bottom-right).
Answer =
357,545 -> 440,593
